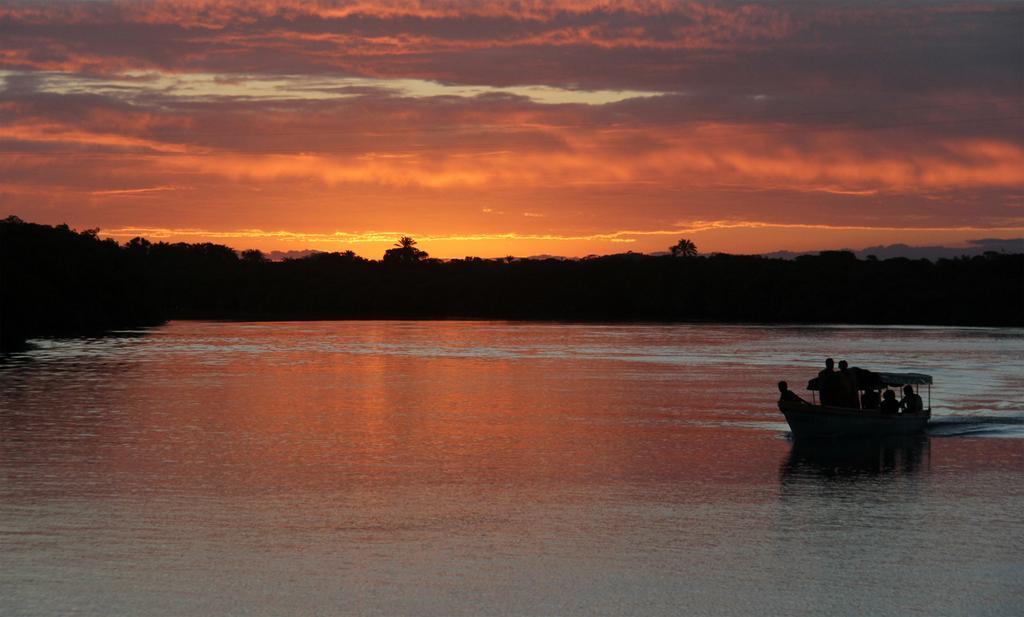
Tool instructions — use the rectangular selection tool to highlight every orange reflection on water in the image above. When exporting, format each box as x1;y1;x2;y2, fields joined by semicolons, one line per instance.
3;322;1024;617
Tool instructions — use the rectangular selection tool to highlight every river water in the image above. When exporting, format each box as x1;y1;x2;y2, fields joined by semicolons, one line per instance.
1;321;1022;616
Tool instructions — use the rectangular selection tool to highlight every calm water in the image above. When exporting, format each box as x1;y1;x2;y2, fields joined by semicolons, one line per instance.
2;321;1022;616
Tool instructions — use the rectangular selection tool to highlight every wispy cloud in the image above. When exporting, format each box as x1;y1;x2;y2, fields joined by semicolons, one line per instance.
90;185;184;195
4;70;663;105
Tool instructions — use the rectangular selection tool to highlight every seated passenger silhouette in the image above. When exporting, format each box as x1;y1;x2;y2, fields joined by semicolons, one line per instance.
879;390;901;414
778;381;806;403
901;385;924;414
861;388;881;410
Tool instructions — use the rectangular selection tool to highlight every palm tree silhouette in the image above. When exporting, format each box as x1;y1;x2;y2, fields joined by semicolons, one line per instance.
670;238;698;258
383;236;429;263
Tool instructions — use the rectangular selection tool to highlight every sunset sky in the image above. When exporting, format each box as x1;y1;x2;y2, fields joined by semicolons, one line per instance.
1;1;1022;258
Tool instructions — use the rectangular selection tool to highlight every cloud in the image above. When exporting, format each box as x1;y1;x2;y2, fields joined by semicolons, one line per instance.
126;125;1024;194
0;1;1017;96
0;121;192;153
1;0;1021;255
90;185;184;195
3;84;1021;197
2;93;1022;237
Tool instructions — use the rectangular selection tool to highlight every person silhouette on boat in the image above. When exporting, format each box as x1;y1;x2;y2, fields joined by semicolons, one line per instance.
778;381;806;404
901;385;924;414
836;360;860;408
817;358;837;405
880;389;901;414
861;388;881;410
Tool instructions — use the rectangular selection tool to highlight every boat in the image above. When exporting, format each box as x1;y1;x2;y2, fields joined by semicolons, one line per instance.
779;371;932;437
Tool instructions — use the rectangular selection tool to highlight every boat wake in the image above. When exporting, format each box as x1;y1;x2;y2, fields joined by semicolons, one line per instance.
927;415;1024;439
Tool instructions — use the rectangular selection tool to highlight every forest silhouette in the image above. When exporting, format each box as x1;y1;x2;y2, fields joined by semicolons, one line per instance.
2;216;1021;350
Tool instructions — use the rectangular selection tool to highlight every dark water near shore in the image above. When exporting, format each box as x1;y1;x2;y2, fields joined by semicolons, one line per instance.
2;321;1022;616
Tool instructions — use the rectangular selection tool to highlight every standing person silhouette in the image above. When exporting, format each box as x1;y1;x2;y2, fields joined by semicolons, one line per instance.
817;358;836;406
837;360;860;408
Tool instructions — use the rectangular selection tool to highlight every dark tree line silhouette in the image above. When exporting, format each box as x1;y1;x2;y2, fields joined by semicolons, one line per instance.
2;216;1021;350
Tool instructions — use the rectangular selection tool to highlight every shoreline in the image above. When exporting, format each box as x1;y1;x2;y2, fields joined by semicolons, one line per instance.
4;218;1022;352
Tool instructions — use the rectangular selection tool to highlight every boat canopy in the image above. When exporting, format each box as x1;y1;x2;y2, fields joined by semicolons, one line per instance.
876;372;933;386
807;370;932;391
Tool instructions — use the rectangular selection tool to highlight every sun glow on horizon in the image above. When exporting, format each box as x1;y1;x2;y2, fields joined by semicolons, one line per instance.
94;222;1024;259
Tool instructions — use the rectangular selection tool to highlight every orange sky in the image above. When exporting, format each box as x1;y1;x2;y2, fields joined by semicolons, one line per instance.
1;1;1022;258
